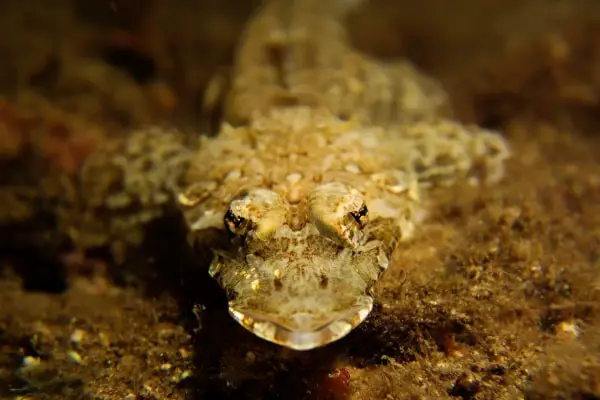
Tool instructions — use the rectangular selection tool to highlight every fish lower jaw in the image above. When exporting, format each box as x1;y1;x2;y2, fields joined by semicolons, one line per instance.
228;298;373;351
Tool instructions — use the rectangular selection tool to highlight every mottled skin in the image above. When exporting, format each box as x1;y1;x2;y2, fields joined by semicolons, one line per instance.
223;0;449;126
178;0;509;350
179;108;420;349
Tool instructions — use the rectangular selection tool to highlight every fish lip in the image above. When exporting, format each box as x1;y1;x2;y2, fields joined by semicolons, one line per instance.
228;297;374;351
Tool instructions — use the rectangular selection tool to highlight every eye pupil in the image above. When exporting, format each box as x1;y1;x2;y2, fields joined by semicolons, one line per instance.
350;204;368;228
224;209;248;235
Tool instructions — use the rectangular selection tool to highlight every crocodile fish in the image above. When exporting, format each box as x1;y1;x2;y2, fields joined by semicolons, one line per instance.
177;0;509;350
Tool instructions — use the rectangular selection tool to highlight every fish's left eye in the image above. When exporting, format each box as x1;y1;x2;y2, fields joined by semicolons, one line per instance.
309;182;369;249
350;203;368;228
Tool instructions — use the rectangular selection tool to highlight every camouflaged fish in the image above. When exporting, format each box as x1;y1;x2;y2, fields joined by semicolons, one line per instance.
177;0;509;350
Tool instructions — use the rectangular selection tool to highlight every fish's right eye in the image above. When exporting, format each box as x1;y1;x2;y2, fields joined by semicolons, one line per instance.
224;208;251;236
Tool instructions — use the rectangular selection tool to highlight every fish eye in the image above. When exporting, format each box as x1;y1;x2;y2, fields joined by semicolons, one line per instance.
350;203;369;228
224;208;251;236
223;189;287;241
309;182;369;249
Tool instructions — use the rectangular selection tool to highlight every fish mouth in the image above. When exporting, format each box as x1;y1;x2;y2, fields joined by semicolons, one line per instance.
228;296;373;351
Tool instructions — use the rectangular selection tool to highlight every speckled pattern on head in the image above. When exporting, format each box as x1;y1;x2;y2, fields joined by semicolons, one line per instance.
178;0;510;350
